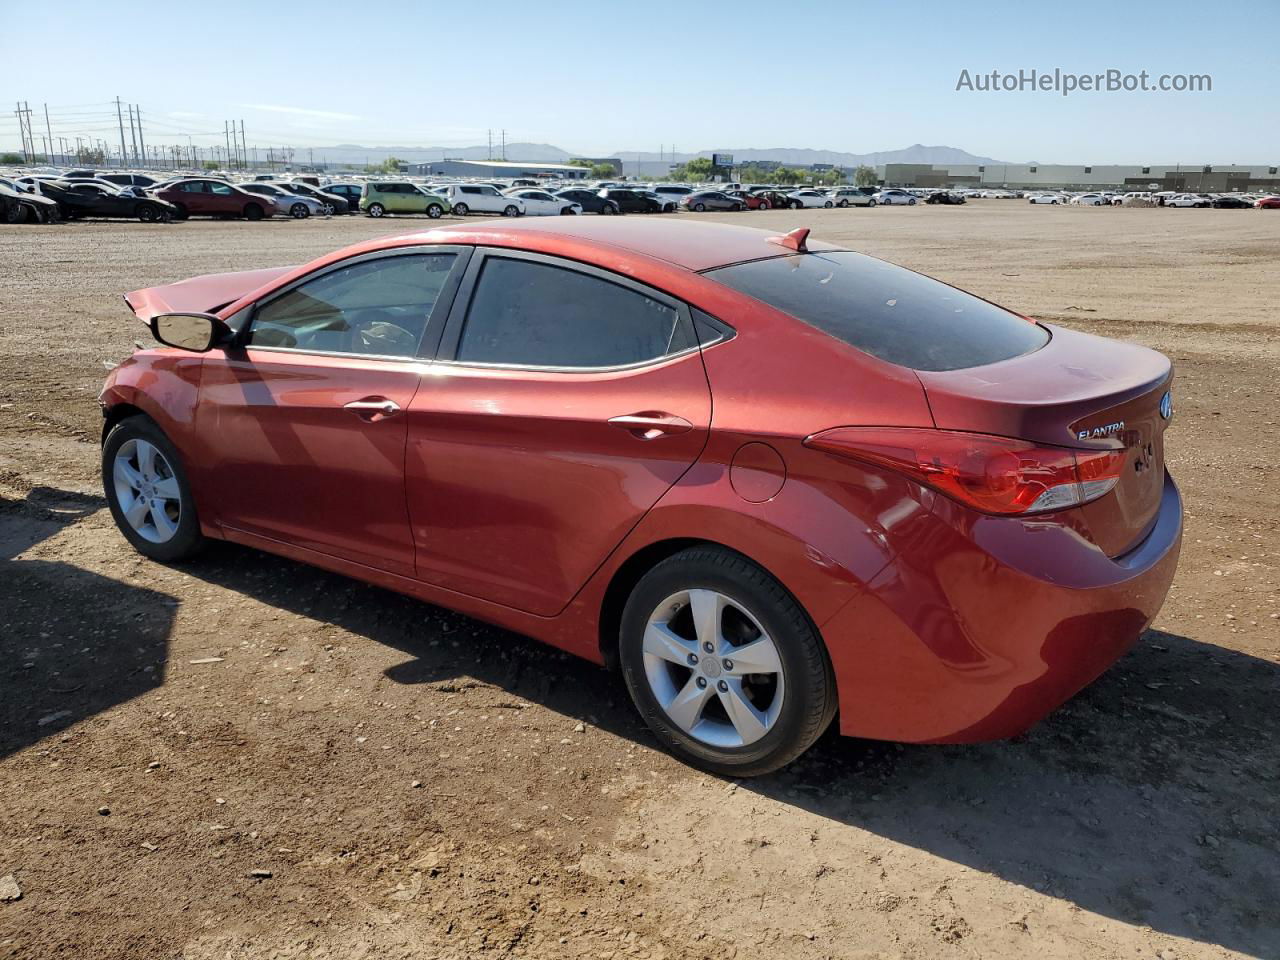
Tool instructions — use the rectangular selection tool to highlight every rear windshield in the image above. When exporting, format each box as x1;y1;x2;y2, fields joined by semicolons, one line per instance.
705;251;1048;371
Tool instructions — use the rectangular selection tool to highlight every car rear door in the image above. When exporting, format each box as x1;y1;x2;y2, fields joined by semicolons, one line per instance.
194;247;469;576
405;249;712;616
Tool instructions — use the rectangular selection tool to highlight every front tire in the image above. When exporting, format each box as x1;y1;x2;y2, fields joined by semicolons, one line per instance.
102;416;204;563
427;203;443;219
618;546;836;777
244;203;264;221
692;202;705;212
290;202;310;219
503;204;520;217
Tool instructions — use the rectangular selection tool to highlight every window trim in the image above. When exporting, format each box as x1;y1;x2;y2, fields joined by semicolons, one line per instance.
234;245;473;362
435;247;701;373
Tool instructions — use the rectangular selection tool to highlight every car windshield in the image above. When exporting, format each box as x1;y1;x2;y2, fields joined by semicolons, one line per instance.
705;251;1049;372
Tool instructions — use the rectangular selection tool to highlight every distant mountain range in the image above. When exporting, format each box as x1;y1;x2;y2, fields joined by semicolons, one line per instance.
312;142;1002;171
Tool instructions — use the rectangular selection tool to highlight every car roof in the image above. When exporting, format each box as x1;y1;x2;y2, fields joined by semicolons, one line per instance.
351;219;842;273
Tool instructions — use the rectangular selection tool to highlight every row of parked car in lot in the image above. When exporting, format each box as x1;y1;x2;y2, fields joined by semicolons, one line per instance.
5;166;1277;224
0;166;956;224
1024;189;1277;208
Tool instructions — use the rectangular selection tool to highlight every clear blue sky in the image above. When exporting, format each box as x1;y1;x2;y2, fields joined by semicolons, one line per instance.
2;0;1273;163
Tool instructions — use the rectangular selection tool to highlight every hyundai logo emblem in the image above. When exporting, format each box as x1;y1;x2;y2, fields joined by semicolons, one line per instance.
1159;391;1173;420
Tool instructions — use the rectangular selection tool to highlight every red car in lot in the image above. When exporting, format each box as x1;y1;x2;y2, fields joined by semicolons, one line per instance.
726;190;771;210
100;219;1181;775
1256;196;1280;209
149;178;273;220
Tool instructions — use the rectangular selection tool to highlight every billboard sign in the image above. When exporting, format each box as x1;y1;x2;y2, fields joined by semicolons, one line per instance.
712;153;734;167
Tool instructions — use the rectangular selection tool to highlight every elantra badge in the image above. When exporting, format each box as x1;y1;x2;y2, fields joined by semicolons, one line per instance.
1077;420;1125;441
1159;391;1173;420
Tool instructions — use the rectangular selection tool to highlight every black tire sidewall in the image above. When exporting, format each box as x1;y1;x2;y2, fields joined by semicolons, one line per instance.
618;548;835;776
102;416;204;563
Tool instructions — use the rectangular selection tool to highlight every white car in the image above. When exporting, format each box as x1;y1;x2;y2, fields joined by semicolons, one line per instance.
435;183;525;217
1027;193;1062;204
1071;193;1106;206
826;187;876;207
503;188;581;216
1166;194;1211;208
787;189;835;208
874;189;917;205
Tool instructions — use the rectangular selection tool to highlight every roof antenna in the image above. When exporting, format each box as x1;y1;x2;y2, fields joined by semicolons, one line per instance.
768;227;809;252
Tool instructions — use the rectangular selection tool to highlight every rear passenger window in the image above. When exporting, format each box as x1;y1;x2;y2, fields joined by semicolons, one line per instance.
456;258;688;368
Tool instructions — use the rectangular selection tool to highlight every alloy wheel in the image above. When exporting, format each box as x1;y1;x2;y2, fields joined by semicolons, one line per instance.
641;589;785;748
112;438;182;544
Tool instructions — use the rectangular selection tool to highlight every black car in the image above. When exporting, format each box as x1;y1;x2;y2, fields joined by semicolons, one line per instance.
322;182;364;212
926;191;967;205
1;182;59;223
40;180;177;222
1212;196;1252;209
283;181;352;214
600;189;664;214
555;188;619;214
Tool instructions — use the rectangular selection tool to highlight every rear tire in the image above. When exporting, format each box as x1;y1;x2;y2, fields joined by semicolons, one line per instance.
172;203;189;220
102;416;205;563
823;200;833;208
4;203;28;224
692;202;705;212
452;202;469;216
368;202;385;218
618;546;836;777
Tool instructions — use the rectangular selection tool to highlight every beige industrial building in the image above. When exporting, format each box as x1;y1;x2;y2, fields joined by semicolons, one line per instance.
880;163;1280;192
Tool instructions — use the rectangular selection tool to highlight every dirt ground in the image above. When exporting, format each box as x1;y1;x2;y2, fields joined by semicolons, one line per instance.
1;203;1277;960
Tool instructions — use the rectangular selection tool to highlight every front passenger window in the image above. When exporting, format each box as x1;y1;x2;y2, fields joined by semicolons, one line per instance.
247;254;456;357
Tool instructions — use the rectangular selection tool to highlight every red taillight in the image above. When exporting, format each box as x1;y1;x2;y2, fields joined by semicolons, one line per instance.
803;427;1124;516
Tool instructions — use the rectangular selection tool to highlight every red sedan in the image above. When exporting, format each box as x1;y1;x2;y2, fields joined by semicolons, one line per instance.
149;178;273;220
100;219;1181;775
1256;196;1280;209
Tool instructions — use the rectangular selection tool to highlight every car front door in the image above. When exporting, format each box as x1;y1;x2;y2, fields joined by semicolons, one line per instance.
405;249;712;616
194;248;467;576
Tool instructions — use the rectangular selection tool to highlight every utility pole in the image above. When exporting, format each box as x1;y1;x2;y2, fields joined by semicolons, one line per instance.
127;104;140;167
487;129;492;161
501;129;506;161
239;120;247;171
224;121;231;169
115;97;128;169
135;106;147;168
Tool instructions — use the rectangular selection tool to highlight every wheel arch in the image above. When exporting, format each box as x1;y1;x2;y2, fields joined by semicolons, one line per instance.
596;536;826;674
101;401;148;444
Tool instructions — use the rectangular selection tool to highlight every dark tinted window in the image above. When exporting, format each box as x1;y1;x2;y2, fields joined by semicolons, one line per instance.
457;257;687;368
706;251;1048;371
248;253;455;357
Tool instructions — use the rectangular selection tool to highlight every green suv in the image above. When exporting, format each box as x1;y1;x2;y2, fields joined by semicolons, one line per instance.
360;181;451;218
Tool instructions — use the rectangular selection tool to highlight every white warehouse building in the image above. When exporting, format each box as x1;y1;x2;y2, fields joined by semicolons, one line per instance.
880;162;1280;192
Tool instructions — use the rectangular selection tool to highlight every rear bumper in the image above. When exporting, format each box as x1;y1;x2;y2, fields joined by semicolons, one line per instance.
823;473;1183;743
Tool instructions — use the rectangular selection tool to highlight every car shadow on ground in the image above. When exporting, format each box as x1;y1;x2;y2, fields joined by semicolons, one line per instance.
1;488;177;760
184;542;1279;957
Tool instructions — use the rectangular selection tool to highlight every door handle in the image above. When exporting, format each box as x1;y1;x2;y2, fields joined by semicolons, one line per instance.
344;397;401;421
608;412;694;440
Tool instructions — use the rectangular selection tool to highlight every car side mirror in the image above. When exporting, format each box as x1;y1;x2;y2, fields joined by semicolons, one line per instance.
150;312;227;352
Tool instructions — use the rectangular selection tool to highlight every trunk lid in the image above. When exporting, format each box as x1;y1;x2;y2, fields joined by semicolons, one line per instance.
124;266;294;322
917;323;1173;556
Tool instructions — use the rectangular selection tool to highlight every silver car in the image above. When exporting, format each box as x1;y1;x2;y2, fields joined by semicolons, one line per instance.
237;182;327;218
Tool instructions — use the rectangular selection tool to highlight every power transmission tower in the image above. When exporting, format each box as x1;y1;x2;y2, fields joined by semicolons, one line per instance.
239;120;247;170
